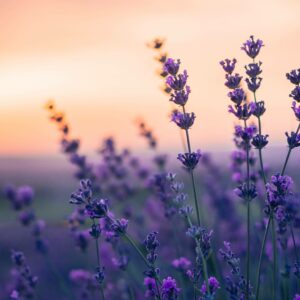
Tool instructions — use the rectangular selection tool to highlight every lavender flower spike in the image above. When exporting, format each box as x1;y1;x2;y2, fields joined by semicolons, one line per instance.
241;35;264;59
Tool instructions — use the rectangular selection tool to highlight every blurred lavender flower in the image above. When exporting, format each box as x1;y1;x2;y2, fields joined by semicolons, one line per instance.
9;251;38;300
161;276;180;300
219;242;251;299
199;276;220;300
172;257;191;271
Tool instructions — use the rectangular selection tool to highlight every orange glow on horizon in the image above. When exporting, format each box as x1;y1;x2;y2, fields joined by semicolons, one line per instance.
0;0;300;155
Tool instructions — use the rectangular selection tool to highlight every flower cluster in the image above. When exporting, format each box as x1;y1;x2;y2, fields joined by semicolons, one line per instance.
3;185;48;254
219;242;251;299
9;251;38;300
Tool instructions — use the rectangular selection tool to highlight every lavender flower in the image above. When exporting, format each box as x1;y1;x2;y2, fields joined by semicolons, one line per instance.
166;70;188;91
10;251;38;299
252;101;266;117
228;102;256;120
241;35;264;59
225;73;243;89
245;77;262;92
144;277;156;298
245;62;262;78
286;69;300;85
200;276;220;298
285;131;300;149
177;150;202;170
266;174;293;209
251;134;269;149
170;87;191;106
172;257;191;271
220;58;237;74
290;86;300;102
227;88;246;105
164;58;180;76
171;110;196;129
291;101;300;120
234;182;257;201
161;277;180;300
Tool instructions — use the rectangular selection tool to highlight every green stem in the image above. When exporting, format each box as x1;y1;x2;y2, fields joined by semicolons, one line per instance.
290;225;299;262
45;254;73;299
255;216;271;300
271;215;277;300
92;220;105;300
182;105;202;227
244;119;251;300
123;232;162;298
186;215;209;293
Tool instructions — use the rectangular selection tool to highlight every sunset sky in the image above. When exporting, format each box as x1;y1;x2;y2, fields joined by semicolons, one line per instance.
0;0;300;155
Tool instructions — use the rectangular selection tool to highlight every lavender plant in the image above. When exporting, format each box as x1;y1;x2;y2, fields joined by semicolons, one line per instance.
1;36;300;300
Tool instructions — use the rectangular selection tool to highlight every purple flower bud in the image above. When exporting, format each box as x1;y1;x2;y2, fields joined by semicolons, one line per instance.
171;111;196;130
144;277;156;298
294;294;300;300
170;86;191;106
75;230;90;251
252;101;266;117
166;70;188;91
220;58;237;74
16;186;34;206
177;150;202;170
228;102;256;120
252;134;269;149
245;77;262;92
18;210;35;226
241;35;264;59
161;277;180;299
86;198;108;218
292;101;300;120
225;74;242;89
172;257;191;271
286;69;300;85
245;62;262;78
234;182;257;201
227;88;246;105
285;131;300;149
200;276;220;295
164;58;180;76
110;218;128;235
290;86;300;102
235;125;257;142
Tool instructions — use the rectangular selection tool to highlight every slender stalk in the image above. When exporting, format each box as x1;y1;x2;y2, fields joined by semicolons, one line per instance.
255;216;271;300
182;105;202;226
271;215;277;300
244;119;251;300
92;220;105;300
186;215;209;293
251;58;267;185
290;225;299;262
45;254;73;299
123;233;151;269
123;232;162;298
